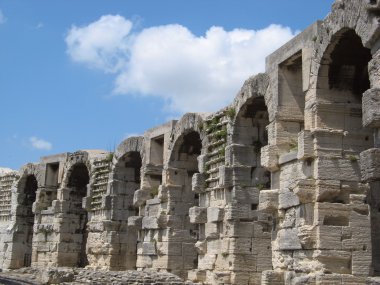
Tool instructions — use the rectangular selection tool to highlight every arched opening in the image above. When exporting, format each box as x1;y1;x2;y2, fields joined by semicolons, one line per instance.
315;28;375;275
317;29;371;128
233;96;271;189
230;97;272;275
67;163;90;268
19;175;38;267
114;151;141;198
169;131;202;273
113;151;142;269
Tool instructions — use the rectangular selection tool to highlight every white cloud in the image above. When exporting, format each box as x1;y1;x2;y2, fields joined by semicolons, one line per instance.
66;15;297;113
29;137;52;151
0;9;6;24
66;15;132;73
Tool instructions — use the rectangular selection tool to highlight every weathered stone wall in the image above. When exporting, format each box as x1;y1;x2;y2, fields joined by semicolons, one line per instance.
2;0;380;284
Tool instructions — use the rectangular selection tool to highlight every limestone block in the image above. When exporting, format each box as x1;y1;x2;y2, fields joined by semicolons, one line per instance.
278;151;297;165
198;254;217;270
136;255;153;268
204;239;221;255
314;250;351;274
297;130;314;159
195;240;207;255
352;249;372;276
261;145;279;171
315;179;341;203
259;189;279;213
343;132;372;155
165;167;187;186
314;202;350;226
209;271;231;284
227;238;252;255
219;166;251;188
315;157;361;182
192;173;206;193
279;189;300;209
231;186;259;204
363;88;380;127
228;254;256;271
276;228;302;250
225;144;256;166
166;185;183;202
189;206;207;224
207;207;224;223
224;220;254;238
316;225;342;250
188;270;206;283
225;203;250;220
141;217;159;229
127;216;142;228
197;154;208;173
342;224;371;251
360;148;380;182
293;179;315;203
218;166;233;188
183;242;197;257
205;222;219;239
313;130;343;157
133;189;150;207
137;242;157;255
267;120;301;148
156;241;182;256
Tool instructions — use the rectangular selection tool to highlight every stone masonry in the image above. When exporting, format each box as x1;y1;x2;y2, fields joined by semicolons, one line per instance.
2;0;380;284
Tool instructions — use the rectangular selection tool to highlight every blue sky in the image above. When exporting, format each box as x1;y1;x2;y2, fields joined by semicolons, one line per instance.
0;0;334;169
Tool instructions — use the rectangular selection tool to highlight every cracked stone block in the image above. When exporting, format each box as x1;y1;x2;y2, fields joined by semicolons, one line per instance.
133;189;150;207
363;88;380;127
276;228;302;250
189;206;207;224
279;189;300;209
361;148;380;181
192;173;206;193
298;130;314;159
207;207;224;223
259;190;279;213
261;145;279;171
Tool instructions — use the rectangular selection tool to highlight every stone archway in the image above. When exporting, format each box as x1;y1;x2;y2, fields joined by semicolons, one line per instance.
312;27;374;276
167;130;202;276
57;162;90;268
14;174;38;268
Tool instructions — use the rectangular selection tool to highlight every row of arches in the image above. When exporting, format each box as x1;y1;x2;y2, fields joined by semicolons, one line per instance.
9;22;380;280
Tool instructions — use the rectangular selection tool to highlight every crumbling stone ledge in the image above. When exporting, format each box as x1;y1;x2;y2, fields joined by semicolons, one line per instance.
0;268;200;285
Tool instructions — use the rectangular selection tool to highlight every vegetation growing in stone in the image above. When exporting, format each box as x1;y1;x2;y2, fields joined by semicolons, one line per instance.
225;107;236;120
150;186;159;198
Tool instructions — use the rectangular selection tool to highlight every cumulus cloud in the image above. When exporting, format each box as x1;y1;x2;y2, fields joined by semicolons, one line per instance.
66;15;297;113
29;137;52;151
0;9;6;24
66;15;132;73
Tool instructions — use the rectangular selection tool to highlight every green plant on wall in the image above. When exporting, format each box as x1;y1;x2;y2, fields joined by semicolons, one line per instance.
289;139;298;151
150;185;159;198
106;152;114;163
348;155;358;162
225;107;236;120
218;147;226;157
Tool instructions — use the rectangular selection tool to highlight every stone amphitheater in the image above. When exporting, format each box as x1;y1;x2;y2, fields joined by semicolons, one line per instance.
2;0;380;284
